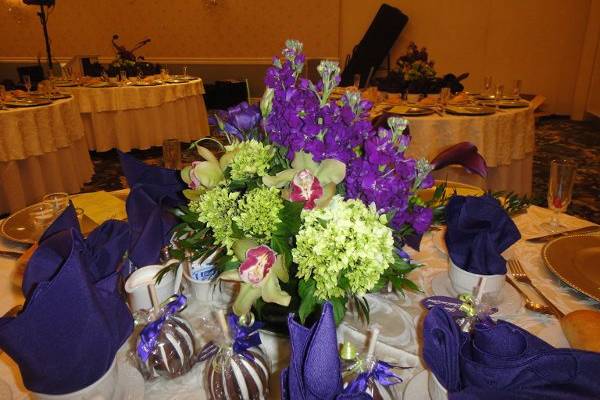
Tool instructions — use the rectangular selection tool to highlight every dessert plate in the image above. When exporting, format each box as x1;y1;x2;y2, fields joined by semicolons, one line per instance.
402;370;432;400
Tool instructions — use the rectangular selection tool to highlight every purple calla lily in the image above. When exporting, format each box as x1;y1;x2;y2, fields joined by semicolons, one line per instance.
430;142;488;177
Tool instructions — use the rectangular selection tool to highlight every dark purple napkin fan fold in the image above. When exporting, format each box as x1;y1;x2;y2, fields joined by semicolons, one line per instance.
445;195;520;275
0;228;133;395
423;307;600;400
118;150;186;267
281;303;371;400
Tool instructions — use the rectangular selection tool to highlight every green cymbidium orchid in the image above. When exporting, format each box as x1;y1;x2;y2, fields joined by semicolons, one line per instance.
219;239;290;316
180;145;239;200
262;151;346;209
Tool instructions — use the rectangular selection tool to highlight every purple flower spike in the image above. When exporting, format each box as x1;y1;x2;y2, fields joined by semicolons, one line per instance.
430;142;488;177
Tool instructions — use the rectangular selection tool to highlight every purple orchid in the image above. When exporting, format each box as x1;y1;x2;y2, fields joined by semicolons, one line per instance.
430;142;488;177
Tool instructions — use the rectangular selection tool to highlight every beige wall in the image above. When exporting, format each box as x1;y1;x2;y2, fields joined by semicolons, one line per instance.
340;0;591;115
1;0;597;116
0;0;339;60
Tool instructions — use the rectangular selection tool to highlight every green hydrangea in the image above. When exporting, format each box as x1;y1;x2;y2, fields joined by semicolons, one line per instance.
233;187;283;241
190;186;239;252
226;140;275;181
292;196;395;300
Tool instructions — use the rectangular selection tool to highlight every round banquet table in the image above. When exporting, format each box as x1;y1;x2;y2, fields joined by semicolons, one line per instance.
0;97;93;215
62;79;209;152
374;104;535;195
0;202;598;399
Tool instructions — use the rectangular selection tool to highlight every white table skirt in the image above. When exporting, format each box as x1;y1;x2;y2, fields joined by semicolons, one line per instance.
0;136;94;214
80;95;209;152
1;205;597;399
63;80;210;152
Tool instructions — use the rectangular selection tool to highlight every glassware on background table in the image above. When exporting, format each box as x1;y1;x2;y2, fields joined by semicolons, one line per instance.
23;75;31;94
160;67;170;80
0;85;6;110
353;73;361;89
494;84;504;109
119;70;128;85
43;192;69;213
483;76;492;95
512;79;522;98
30;202;55;227
162;139;181;169
182;66;188;78
541;159;576;232
440;87;451;111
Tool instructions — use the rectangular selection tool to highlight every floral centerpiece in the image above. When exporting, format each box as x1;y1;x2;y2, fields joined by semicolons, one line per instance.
378;42;469;94
107;34;158;77
170;40;483;327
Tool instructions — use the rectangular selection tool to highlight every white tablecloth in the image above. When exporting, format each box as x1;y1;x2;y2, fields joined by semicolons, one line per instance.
63;80;210;152
375;104;535;195
0;98;93;214
1;205;597;399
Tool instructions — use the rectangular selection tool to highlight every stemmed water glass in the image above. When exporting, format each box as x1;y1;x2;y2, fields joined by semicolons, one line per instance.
439;87;451;112
541;159;576;232
512;79;522;98
494;84;504;109
23;75;32;94
483;76;492;96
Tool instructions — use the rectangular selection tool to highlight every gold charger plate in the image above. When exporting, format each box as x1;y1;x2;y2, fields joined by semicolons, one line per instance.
543;234;600;302
54;81;78;87
0;204;98;244
4;99;52;108
30;92;72;100
85;82;118;88
388;105;435;116
480;100;529;108
164;79;189;84
445;105;496;116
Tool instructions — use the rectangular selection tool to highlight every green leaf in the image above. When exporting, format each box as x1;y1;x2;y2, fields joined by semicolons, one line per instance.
330;297;347;325
271;235;292;269
298;279;317;323
274;200;304;237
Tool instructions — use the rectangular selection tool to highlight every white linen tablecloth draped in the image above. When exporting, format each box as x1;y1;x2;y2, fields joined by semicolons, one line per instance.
0;97;85;162
0;205;597;399
63;80;210;152
0;97;93;214
62;80;205;113
397;106;535;195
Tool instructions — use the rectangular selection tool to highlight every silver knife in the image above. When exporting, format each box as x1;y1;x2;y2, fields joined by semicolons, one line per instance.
526;225;600;243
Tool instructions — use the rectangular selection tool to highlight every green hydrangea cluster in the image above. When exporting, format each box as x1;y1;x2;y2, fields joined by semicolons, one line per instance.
190;186;239;252
227;140;275;181
233;187;283;241
293;196;394;300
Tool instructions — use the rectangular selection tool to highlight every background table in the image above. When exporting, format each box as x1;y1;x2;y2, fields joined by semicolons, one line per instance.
63;80;210;152
1;204;598;398
0;97;93;215
375;104;535;195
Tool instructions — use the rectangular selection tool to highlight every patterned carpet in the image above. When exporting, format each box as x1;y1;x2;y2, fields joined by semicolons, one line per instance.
80;116;600;223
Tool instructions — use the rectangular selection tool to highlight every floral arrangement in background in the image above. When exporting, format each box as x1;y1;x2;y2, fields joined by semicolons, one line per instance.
378;42;469;94
171;40;486;326
107;34;158;77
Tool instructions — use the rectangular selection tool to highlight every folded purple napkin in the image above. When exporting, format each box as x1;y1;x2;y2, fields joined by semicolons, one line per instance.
118;150;186;267
280;303;371;400
445;195;520;275
0;227;133;395
424;307;600;400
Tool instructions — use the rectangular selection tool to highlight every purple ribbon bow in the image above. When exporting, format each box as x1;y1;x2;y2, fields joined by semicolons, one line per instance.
137;295;187;362
343;361;402;394
197;313;264;363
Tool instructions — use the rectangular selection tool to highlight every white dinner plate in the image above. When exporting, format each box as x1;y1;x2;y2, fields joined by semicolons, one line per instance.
430;271;523;315
114;362;145;399
402;369;431;400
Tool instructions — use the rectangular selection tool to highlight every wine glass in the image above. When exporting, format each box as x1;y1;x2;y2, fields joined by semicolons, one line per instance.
494;84;504;109
440;87;451;112
0;85;6;110
512;79;522;98
483;76;492;96
23;75;32;94
182;66;188;78
541;159;576;232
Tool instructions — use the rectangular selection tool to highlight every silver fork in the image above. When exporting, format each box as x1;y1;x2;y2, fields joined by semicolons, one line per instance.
508;259;564;318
